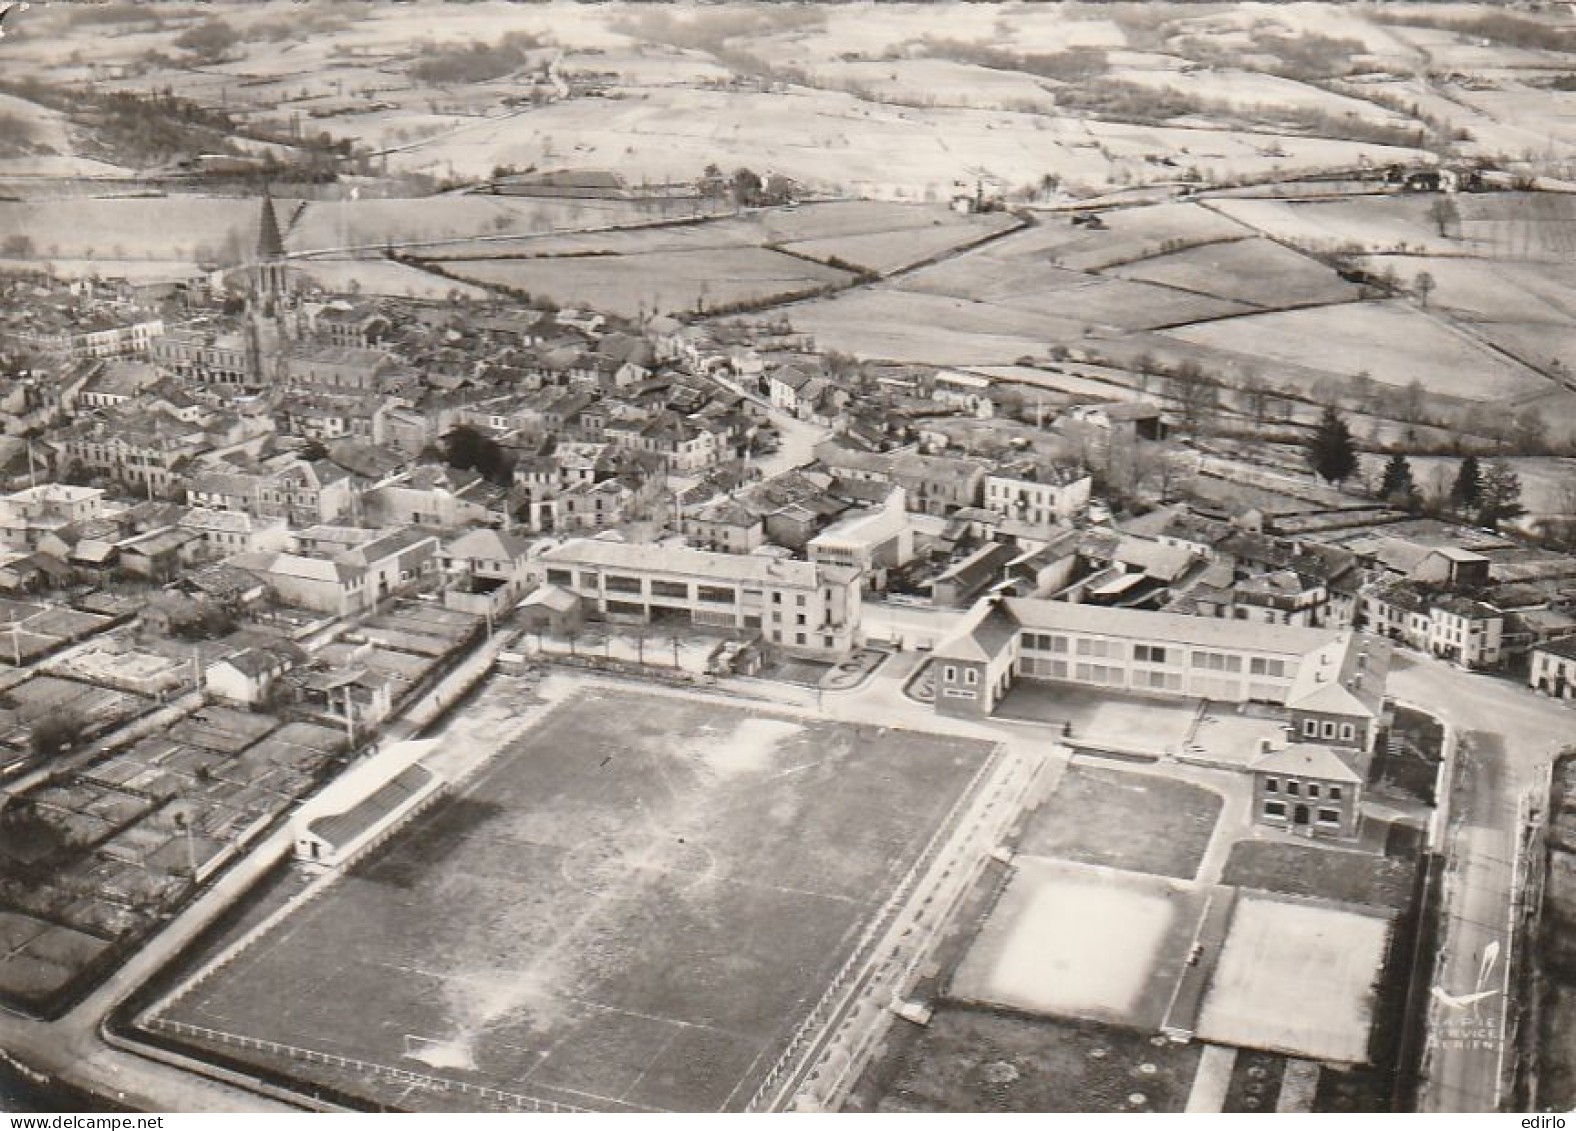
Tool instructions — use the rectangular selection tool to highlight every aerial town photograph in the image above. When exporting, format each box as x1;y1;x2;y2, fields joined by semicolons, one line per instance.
0;0;1572;1119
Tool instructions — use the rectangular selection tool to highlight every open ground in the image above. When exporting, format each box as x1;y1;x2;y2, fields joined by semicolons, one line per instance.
949;856;1208;1030
1197;894;1392;1064
153;684;995;1112
1016;764;1222;880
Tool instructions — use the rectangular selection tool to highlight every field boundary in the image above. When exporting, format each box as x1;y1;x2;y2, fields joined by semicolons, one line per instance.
147;1018;589;1114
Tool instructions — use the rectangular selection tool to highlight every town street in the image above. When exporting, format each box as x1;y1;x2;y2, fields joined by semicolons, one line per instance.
1388;654;1571;1113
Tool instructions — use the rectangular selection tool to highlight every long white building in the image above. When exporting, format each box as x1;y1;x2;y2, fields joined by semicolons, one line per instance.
933;596;1392;754
535;538;861;657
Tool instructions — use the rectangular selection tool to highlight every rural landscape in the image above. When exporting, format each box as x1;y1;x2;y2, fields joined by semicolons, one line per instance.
0;0;1574;1119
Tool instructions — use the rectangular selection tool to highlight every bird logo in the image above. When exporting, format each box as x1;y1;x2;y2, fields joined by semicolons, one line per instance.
1431;940;1502;1021
0;3;31;40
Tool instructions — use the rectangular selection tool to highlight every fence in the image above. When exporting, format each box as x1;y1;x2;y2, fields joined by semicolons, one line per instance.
149;1019;587;1114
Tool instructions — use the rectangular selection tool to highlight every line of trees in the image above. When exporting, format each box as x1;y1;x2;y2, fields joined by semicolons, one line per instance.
1310;408;1528;529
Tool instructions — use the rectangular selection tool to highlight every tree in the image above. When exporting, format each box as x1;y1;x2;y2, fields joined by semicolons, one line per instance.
1429;196;1460;238
1172;361;1216;439
1240;373;1271;428
1378;452;1417;507
1476;461;1525;530
30;712;84;763
441;424;510;484
1399;378;1428;424
175;18;240;63
1306;406;1358;484
1;235;34;258
731;167;763;208
1450;454;1483;512
1511;407;1547;453
1414;270;1436;308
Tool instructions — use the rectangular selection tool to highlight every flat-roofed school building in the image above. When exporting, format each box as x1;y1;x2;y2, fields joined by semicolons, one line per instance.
535;538;862;657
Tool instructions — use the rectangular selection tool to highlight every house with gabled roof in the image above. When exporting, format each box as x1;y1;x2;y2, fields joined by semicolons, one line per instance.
1251;742;1364;839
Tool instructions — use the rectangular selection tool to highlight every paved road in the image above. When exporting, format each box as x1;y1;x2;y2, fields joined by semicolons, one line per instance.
1388;653;1571;1113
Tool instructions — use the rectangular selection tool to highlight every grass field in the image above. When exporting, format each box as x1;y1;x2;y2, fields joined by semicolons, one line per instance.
158;686;993;1112
1017;765;1222;880
950;857;1206;1030
1222;840;1417;912
1197;894;1391;1064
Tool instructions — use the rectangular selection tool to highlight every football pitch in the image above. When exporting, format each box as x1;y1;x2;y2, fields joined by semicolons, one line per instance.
157;684;996;1112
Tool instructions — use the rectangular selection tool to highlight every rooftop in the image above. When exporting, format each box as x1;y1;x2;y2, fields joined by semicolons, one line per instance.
543;537;856;589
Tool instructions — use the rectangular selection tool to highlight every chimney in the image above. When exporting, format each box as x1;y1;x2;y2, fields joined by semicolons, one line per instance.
1258;737;1275;755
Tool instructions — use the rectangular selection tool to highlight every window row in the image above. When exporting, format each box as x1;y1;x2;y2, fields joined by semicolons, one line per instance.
1301;718;1357;743
1264;778;1342;801
1262;801;1342;824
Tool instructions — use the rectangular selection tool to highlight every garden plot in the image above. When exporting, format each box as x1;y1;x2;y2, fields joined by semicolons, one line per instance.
1197;894;1391;1064
1163;300;1553;400
950;857;1205;1030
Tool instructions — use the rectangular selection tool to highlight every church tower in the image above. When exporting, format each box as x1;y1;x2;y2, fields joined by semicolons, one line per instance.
254;190;289;315
244;190;293;390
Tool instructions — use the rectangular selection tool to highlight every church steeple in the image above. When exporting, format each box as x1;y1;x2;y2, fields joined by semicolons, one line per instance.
257;191;286;261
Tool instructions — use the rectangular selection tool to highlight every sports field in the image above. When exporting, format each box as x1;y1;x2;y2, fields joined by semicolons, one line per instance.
158;686;994;1112
948;857;1206;1030
1196;894;1391;1064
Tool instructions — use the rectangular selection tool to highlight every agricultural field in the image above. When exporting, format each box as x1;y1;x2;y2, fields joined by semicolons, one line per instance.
0;91;127;178
437;247;852;318
156;686;993;1112
1109;236;1361;308
1351;256;1576;324
1013;204;1251;273
1163;300;1554;400
288;259;495;302
788;288;1074;367
0;193;667;265
1205;196;1467;257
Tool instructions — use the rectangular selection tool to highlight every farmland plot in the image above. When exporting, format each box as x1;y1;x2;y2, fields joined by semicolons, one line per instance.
1109;237;1361;308
439;247;853;317
1164;300;1553;400
1352;256;1576;324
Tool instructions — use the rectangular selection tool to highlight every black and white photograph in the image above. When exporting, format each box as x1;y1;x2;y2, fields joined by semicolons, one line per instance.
0;0;1573;1118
